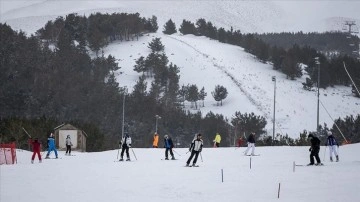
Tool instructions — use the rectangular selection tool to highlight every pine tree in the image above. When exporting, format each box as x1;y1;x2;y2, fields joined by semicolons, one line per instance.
148;37;164;52
186;84;199;109
179;20;196;35
199;87;207;107
163;19;177;35
211;85;228;106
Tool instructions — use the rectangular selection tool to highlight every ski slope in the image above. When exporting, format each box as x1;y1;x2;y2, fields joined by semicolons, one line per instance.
104;32;360;138
0;0;359;137
1;144;360;202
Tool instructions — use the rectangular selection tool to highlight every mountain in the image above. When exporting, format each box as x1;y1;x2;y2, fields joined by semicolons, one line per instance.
1;0;359;138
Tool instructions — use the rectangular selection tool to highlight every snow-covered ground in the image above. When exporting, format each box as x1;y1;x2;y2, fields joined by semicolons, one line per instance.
0;0;359;137
1;144;360;202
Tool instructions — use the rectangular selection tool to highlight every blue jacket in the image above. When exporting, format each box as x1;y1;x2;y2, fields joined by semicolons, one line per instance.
164;138;174;149
326;135;338;146
48;137;55;148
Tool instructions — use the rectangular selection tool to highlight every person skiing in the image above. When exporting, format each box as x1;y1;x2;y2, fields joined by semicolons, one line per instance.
30;138;42;163
307;133;322;166
119;133;132;161
244;132;256;156
325;131;339;162
237;137;244;147
153;132;159;148
186;133;203;167
65;135;73;156
213;132;221;147
164;134;175;160
45;133;58;159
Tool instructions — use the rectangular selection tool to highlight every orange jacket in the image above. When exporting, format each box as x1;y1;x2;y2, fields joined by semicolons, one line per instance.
153;134;159;147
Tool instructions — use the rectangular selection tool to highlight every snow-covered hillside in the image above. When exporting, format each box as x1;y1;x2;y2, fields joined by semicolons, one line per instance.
1;144;360;202
1;0;359;35
0;0;359;138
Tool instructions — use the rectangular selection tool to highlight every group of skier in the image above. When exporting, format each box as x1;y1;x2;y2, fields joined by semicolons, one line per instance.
29;132;73;163
30;129;340;167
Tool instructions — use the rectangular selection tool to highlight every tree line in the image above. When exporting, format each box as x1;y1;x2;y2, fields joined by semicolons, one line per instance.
163;18;360;97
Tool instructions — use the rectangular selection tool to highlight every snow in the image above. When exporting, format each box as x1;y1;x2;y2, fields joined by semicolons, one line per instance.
1;144;360;202
0;1;359;137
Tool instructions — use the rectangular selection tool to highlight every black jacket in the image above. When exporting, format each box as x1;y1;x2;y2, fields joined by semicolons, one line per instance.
310;136;321;149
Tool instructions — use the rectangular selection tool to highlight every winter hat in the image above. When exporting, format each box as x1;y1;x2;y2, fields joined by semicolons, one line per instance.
327;131;332;136
197;133;202;137
164;134;169;138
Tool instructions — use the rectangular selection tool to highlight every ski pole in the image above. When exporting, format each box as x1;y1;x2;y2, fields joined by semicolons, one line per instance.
117;143;121;159
130;147;137;160
200;152;203;162
172;149;181;156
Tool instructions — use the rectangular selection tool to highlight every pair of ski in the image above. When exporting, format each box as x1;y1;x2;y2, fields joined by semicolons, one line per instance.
185;164;199;167
296;163;324;166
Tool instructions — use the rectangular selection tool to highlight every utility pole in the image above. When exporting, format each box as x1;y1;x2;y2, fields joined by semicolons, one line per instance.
315;57;320;134
272;76;276;144
343;21;359;59
155;115;161;133
121;87;127;140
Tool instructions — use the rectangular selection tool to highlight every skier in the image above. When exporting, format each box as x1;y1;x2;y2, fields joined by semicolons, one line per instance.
65;135;73;156
164;134;175;160
119;133;132;161
45;133;58;159
213;132;221;147
307;133;322;166
237;137;244;147
244;132;256;156
153;132;159;148
186;133;203;167
30;138;42;163
325;131;339;162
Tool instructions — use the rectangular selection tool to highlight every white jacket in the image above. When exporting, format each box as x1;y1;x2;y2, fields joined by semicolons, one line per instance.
121;136;132;147
66;138;72;146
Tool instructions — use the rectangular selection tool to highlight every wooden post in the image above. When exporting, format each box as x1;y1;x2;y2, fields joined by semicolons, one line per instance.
250;157;252;169
278;183;281;198
221;169;224;182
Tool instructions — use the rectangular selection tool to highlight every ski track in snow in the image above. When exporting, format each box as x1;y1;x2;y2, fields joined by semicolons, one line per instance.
166;35;272;120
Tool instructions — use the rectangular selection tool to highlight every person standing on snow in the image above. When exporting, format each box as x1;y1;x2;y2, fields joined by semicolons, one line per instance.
325;131;339;162
30;138;42;163
213;132;221;147
308;133;322;166
244;132;256;156
153;132;159;148
164;134;175;160
45;133;58;159
186;133;203;167
120;133;132;161
65;135;73;156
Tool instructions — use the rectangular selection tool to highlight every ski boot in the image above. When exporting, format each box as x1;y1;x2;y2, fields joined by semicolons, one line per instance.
165;157;169;160
45;155;50;159
330;157;333;162
315;162;323;166
126;158;131;161
119;158;124;161
39;160;42;163
336;155;339;162
31;160;34;164
307;163;314;166
171;156;176;160
186;163;190;167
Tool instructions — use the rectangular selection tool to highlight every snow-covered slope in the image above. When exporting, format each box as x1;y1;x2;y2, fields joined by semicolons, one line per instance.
0;0;359;138
105;32;359;138
1;144;360;202
1;0;359;35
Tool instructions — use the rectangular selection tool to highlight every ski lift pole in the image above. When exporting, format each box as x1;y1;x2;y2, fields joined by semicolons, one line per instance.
343;62;360;96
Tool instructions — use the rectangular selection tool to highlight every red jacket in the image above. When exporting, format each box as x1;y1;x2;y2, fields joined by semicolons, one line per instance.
31;140;41;152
